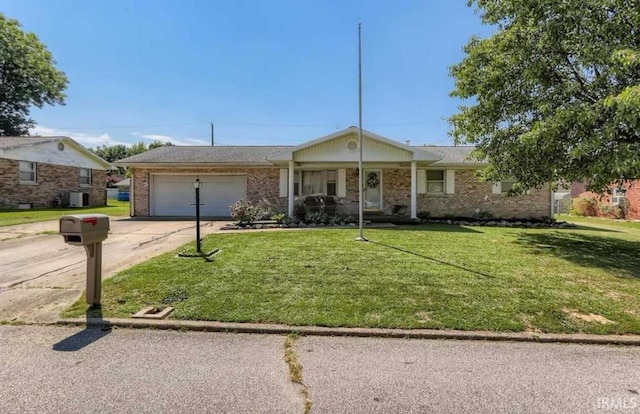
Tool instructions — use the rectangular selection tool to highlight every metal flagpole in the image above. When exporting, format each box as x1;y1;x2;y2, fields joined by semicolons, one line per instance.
356;22;367;242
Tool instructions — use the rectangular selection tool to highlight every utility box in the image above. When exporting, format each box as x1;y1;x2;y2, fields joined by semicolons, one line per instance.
69;192;84;207
59;214;110;305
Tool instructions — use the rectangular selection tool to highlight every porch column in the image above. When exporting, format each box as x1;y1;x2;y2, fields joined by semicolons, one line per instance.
410;161;417;219
288;161;295;217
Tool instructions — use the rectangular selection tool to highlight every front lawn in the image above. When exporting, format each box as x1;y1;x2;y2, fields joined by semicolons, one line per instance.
64;221;640;335
0;200;129;227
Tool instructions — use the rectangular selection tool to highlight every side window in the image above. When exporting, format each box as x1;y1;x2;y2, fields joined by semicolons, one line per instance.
80;168;92;186
426;170;445;193
19;161;36;183
326;170;337;196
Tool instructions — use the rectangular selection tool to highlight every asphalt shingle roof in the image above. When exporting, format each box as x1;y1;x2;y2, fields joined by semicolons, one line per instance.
414;146;480;164
0;136;64;150
117;146;294;165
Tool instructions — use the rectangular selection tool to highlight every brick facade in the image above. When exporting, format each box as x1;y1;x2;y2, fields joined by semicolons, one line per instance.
131;166;551;219
0;158;107;208
571;181;640;219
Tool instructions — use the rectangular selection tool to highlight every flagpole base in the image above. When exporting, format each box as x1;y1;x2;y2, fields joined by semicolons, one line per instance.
354;236;368;242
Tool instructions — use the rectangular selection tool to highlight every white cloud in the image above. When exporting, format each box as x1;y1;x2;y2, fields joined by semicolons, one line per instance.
29;125;210;148
138;133;209;146
30;125;130;148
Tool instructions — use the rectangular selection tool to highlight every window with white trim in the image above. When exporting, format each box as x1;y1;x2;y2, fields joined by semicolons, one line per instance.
426;170;445;193
19;161;36;183
297;170;337;196
612;188;626;205
80;168;92;186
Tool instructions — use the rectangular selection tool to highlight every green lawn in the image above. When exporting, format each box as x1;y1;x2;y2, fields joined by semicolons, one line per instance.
64;219;640;335
0;200;129;227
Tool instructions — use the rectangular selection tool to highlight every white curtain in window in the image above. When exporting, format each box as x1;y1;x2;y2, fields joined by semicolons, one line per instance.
303;171;325;195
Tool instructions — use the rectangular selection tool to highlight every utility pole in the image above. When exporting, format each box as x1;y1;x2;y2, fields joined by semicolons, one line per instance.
210;122;215;146
355;22;367;242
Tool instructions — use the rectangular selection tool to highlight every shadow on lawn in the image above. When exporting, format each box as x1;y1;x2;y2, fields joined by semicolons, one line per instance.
517;232;640;279
370;241;494;279
381;224;482;233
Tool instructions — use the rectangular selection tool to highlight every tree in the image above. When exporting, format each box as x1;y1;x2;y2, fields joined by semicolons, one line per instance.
0;14;68;136
449;0;640;193
93;144;129;163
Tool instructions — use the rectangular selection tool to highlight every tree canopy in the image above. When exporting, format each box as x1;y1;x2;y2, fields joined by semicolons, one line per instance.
449;0;640;192
0;14;68;136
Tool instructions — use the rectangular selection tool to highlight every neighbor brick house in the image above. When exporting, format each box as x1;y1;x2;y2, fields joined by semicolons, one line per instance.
0;136;111;209
116;127;553;219
571;181;640;219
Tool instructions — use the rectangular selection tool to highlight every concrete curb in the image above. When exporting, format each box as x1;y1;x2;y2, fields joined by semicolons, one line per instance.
56;318;640;346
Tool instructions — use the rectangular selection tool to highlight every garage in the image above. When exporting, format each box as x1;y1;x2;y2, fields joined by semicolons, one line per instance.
151;175;246;217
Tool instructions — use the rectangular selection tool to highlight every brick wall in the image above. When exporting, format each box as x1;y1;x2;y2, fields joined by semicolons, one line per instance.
417;170;551;219
0;158;107;208
129;166;551;219
341;168;550;219
573;182;640;219
130;167;285;217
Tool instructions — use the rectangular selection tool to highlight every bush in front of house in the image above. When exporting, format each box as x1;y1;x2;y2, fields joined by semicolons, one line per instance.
570;196;599;216
229;200;270;225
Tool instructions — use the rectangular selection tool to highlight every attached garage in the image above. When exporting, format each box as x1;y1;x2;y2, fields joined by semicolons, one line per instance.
150;174;246;217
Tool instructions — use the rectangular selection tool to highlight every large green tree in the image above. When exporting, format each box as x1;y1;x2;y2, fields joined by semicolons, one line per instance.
0;14;68;136
449;0;640;192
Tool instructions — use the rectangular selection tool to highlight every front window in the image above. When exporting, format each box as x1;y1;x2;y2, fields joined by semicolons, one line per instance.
80;168;92;186
19;161;36;183
299;170;337;196
426;170;445;193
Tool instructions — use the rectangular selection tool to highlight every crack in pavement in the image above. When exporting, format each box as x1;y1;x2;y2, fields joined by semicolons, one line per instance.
6;260;86;289
284;336;312;414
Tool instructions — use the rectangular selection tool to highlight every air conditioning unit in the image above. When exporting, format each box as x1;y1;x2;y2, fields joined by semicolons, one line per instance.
69;192;84;207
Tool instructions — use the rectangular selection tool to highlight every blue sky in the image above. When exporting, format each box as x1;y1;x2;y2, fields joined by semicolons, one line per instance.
1;0;490;148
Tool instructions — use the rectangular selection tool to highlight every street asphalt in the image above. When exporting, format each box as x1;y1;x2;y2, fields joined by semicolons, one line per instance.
2;325;640;413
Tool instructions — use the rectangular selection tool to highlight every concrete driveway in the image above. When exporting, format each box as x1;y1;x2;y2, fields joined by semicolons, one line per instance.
0;218;228;323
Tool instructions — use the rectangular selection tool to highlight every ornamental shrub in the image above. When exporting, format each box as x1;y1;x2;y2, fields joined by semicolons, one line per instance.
229;200;270;225
570;197;598;216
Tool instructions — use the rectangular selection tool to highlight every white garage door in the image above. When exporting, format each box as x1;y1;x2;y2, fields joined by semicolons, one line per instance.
151;175;246;217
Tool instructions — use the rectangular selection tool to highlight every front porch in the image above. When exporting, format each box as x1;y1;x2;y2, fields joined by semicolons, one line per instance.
267;127;442;220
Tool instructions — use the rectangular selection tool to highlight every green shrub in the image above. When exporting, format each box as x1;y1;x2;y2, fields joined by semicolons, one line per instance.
570;197;598;216
293;202;307;221
472;208;493;221
417;211;431;222
270;213;288;224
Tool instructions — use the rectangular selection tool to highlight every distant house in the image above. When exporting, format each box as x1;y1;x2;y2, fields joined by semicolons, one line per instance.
116;127;553;219
571;181;640;219
0;136;111;209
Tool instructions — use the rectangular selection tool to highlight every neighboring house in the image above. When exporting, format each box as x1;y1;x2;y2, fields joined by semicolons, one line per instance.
116;127;552;219
114;177;131;191
571;181;640;219
0;136;111;209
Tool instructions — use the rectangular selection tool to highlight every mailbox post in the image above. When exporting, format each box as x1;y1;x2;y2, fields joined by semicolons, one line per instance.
59;214;110;306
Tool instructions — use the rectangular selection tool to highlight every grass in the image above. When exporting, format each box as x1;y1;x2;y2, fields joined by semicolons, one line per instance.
0;200;129;227
64;218;640;335
556;213;640;231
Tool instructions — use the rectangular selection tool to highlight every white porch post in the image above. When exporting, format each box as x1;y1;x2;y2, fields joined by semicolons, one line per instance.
288;161;295;217
410;161;417;219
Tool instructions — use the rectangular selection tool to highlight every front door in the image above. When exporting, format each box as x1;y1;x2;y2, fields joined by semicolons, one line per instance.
363;170;382;210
